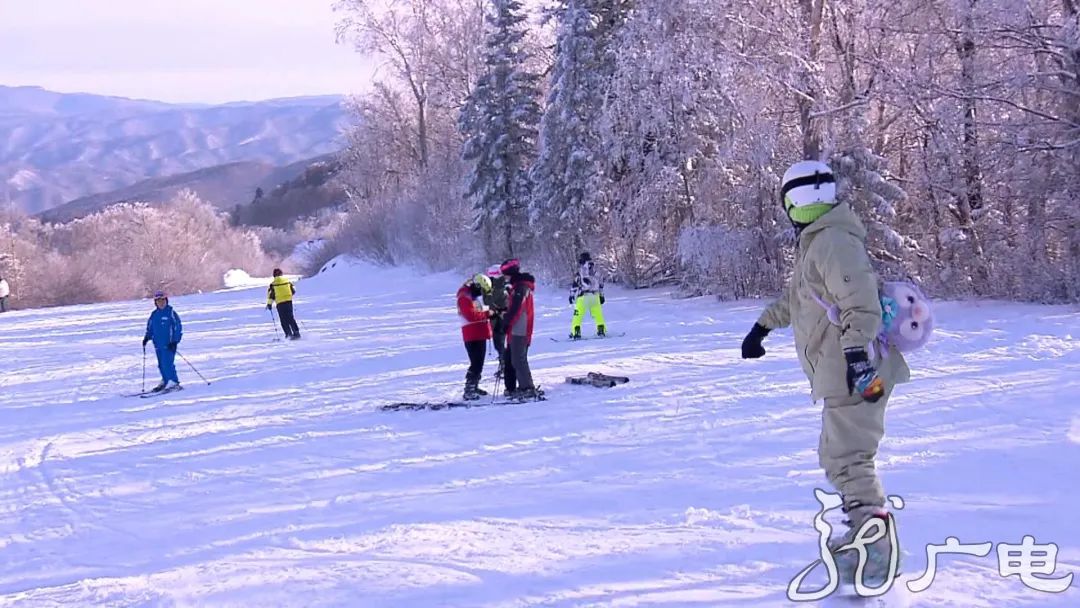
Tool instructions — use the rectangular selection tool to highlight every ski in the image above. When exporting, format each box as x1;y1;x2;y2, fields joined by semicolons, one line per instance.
566;372;630;388
140;386;184;398
381;392;547;412
550;331;626;343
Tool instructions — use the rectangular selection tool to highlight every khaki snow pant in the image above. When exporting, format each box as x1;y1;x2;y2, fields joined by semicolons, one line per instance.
818;387;892;510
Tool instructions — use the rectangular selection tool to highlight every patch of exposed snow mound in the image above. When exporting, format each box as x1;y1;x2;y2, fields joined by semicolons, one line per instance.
221;269;273;290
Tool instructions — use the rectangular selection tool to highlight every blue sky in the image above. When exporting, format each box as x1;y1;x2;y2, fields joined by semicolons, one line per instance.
0;0;376;103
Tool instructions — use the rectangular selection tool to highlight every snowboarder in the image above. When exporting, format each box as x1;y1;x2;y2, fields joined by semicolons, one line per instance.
0;276;9;312
458;274;494;400
267;269;300;340
483;264;510;373
500;258;541;400
142;290;183;392
740;160;910;580
569;252;606;339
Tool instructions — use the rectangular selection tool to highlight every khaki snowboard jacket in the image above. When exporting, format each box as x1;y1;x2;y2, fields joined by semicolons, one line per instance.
758;203;910;401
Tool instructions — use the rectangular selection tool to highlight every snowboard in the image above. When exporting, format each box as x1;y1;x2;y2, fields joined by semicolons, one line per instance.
820;581;912;607
550;331;626;343
566;372;630;388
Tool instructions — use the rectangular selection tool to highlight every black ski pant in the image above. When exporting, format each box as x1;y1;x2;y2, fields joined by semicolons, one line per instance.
464;340;486;387
490;315;507;360
503;334;534;392
277;301;300;337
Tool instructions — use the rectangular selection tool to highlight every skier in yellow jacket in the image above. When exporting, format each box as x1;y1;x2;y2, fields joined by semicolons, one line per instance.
267;269;300;340
740;160;910;582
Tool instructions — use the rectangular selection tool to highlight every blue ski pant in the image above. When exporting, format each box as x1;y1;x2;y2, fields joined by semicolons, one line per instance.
155;346;179;384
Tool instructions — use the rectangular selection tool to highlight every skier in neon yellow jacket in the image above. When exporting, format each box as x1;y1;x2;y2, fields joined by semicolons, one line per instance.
569;252;606;339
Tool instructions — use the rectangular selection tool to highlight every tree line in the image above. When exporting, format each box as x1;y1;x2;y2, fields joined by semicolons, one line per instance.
331;0;1080;303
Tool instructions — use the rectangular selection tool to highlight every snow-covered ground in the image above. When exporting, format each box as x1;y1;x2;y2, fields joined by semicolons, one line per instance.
1;258;1077;607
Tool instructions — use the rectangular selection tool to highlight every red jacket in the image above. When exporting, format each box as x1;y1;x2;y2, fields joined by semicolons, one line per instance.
457;285;493;342
504;273;536;345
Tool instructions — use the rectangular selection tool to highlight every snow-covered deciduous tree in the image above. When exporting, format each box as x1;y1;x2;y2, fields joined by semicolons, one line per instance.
599;0;736;286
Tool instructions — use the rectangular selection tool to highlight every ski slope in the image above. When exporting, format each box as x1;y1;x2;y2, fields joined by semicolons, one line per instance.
1;258;1078;607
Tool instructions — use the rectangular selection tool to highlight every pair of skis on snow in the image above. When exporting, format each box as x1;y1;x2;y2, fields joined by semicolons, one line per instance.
565;371;629;388
123;385;185;399
381;372;630;411
380;389;548;412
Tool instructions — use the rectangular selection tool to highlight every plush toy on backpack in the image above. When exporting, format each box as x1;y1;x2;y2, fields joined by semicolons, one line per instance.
814;280;934;358
877;281;934;354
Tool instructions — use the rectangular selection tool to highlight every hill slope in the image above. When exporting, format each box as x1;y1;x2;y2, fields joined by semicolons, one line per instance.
37;160;278;222
0;260;1077;606
37;152;342;223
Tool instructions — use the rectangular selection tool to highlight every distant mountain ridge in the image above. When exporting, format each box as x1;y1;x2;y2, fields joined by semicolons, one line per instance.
39;152;341;224
0;85;349;214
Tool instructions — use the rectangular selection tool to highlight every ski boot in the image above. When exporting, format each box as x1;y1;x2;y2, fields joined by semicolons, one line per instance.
570;327;582;340
511;387;545;402
463;379;484;401
597;324;606;337
151;381;168;393
159;381;182;394
829;505;900;586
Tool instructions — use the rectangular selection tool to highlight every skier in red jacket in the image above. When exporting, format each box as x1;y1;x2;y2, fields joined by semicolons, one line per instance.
500;258;541;400
458;273;494;400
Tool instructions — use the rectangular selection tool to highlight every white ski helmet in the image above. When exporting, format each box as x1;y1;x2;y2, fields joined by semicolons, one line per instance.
780;160;837;225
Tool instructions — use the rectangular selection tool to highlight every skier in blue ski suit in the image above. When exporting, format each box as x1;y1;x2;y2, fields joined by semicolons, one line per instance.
142;291;183;391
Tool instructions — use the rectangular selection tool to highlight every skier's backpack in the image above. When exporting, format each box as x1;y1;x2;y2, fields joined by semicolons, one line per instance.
812;281;934;358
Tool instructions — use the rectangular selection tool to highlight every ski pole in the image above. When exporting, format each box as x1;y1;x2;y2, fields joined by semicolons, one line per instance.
142;344;147;393
490;365;500;403
268;307;281;339
177;350;211;385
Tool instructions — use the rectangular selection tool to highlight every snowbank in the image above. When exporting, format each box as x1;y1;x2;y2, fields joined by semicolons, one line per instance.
222;268;300;291
222;268;262;289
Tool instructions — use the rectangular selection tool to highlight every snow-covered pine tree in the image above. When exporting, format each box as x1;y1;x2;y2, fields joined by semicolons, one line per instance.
529;0;627;268
460;0;543;260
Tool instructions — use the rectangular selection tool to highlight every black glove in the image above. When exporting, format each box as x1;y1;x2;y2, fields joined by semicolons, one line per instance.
167;341;178;352
844;347;884;402
569;294;575;305
266;303;272;310
741;323;770;359
600;293;605;305
142;336;149;347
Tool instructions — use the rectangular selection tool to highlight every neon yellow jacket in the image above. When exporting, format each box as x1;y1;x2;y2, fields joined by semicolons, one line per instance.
267;276;295;306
